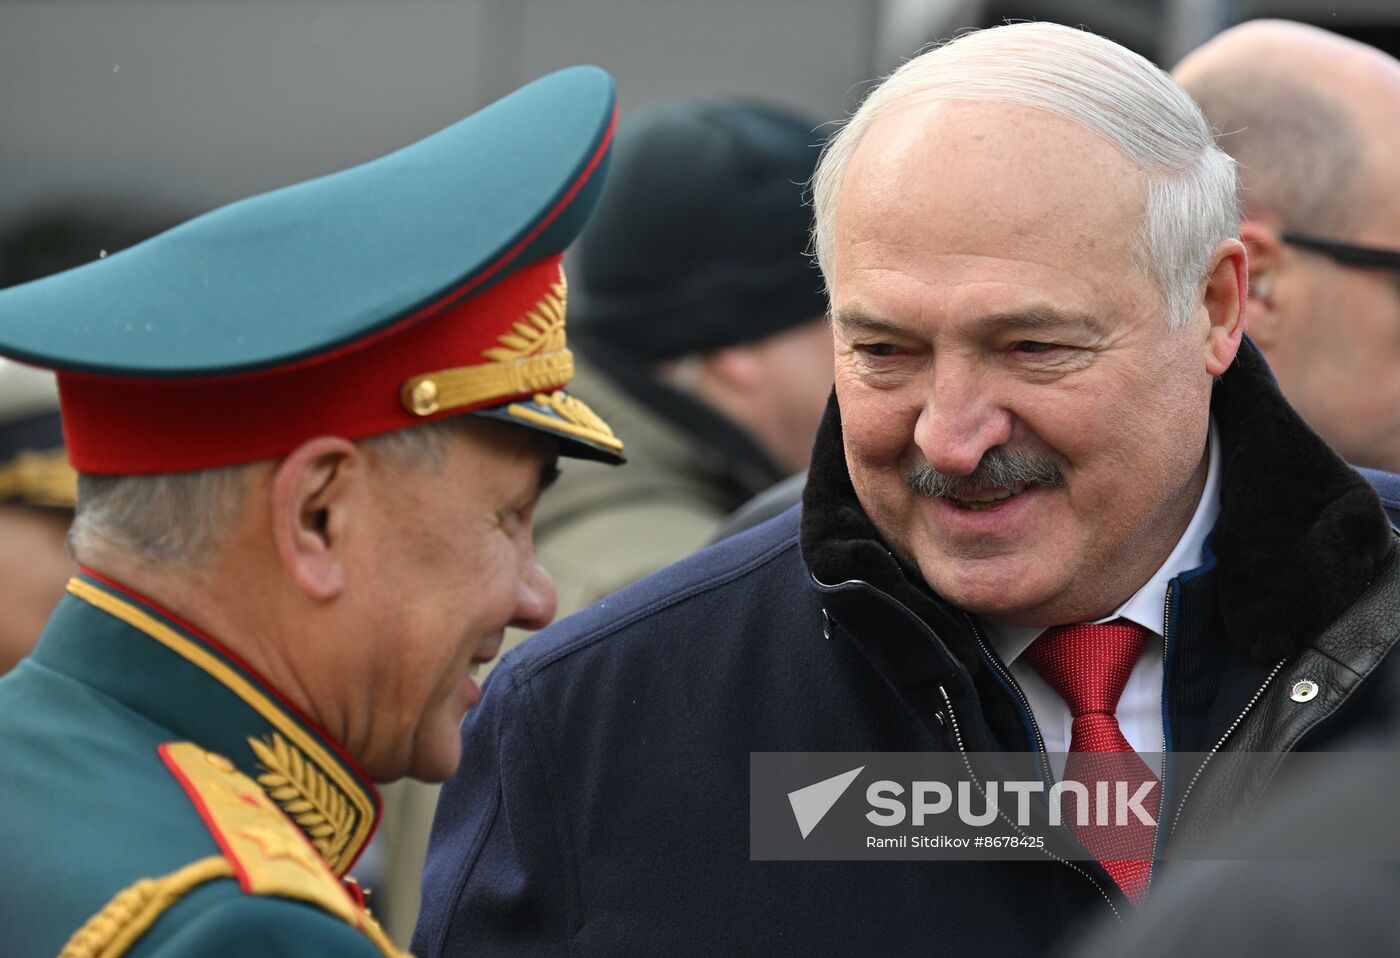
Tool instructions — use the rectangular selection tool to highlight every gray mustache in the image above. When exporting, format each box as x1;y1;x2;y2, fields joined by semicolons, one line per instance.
905;448;1064;498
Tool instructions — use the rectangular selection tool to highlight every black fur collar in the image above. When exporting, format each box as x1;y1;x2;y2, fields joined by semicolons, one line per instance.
799;339;1393;662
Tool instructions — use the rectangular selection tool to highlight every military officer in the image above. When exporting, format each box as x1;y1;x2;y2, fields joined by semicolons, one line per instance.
0;359;77;674
0;66;623;957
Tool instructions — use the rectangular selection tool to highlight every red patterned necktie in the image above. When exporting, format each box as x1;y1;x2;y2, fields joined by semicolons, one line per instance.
1022;620;1159;906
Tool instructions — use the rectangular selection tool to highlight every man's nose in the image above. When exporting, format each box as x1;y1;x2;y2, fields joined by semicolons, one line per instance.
512;557;558;632
912;365;1014;476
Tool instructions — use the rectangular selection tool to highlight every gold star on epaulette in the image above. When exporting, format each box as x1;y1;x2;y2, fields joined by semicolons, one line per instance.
238;827;328;878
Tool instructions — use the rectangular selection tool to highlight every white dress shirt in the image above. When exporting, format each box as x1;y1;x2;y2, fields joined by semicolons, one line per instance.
980;422;1221;777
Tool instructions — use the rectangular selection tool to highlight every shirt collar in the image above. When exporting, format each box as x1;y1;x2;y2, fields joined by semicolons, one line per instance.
982;419;1222;665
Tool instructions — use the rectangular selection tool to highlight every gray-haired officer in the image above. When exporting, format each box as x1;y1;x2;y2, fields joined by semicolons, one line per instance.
0;67;622;957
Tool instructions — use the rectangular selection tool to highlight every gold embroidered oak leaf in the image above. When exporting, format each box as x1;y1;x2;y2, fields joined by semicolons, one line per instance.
482;280;568;362
248;733;356;872
534;390;617;439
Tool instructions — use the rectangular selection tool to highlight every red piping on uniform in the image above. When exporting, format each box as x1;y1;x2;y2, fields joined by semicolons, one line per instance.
81;567;383;865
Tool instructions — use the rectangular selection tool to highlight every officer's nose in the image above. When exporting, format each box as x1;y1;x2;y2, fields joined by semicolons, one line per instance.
512;557;558;632
912;363;1013;476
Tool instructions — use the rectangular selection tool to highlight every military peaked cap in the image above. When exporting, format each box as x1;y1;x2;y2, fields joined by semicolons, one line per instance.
0;66;623;473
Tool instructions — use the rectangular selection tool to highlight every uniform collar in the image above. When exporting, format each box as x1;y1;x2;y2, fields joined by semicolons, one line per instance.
32;569;380;876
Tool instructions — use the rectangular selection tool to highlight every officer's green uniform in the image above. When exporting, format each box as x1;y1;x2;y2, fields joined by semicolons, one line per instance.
0;64;621;956
1;573;399;956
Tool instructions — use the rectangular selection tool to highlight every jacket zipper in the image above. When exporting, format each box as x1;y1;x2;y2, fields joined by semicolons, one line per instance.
964;613;1054;789
820;575;1121;920
1145;585;1174;892
939;685;1123;924
1168;656;1290;837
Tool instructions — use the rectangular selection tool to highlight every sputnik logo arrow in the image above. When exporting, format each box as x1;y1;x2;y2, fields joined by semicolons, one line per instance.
787;766;864;839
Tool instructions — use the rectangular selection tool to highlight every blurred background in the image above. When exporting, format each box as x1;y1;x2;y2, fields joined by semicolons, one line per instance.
6;0;1400;946
4;0;1399;287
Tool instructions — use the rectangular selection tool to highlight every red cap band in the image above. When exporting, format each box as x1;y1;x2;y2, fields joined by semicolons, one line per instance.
58;256;567;474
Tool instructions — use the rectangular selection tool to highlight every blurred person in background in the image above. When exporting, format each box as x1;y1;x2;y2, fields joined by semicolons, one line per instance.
539;96;831;616
1175;19;1400;475
0;359;76;674
0;209;170;674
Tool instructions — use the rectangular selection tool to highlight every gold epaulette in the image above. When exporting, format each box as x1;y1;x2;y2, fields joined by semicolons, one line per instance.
58;742;406;958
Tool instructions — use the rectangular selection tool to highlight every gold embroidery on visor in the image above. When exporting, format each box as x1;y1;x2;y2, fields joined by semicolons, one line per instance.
507;390;624;453
400;274;574;418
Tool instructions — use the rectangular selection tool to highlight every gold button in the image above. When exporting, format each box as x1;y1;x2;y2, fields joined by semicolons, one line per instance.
205;752;236;773
407;378;440;416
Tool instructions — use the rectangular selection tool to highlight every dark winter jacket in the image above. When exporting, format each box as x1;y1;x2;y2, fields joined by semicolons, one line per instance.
414;341;1398;958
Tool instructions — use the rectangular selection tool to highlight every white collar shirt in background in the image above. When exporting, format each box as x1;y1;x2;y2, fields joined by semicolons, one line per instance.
980;421;1221;777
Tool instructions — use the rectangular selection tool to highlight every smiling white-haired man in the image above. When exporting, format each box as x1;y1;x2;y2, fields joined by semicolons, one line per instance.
416;23;1398;958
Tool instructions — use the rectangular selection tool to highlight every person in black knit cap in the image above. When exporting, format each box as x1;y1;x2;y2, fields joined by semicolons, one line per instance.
527;96;834;623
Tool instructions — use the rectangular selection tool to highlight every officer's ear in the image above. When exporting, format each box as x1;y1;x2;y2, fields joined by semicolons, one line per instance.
269;436;358;601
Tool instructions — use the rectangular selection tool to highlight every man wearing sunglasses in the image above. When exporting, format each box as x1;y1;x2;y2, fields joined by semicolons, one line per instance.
1176;20;1400;475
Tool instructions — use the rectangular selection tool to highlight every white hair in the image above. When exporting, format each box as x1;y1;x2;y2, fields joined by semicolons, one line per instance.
69;417;468;563
811;22;1239;327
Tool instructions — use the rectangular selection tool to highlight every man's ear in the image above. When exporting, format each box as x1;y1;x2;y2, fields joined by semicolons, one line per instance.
1239;219;1284;349
702;344;765;393
1200;236;1248;377
270;436;360;602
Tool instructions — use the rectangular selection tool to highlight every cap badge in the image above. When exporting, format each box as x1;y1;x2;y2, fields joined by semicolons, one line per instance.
399;270;573;418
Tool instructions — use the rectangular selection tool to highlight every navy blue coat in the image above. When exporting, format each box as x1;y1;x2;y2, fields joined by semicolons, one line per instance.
1357;466;1400;527
415;343;1398;958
